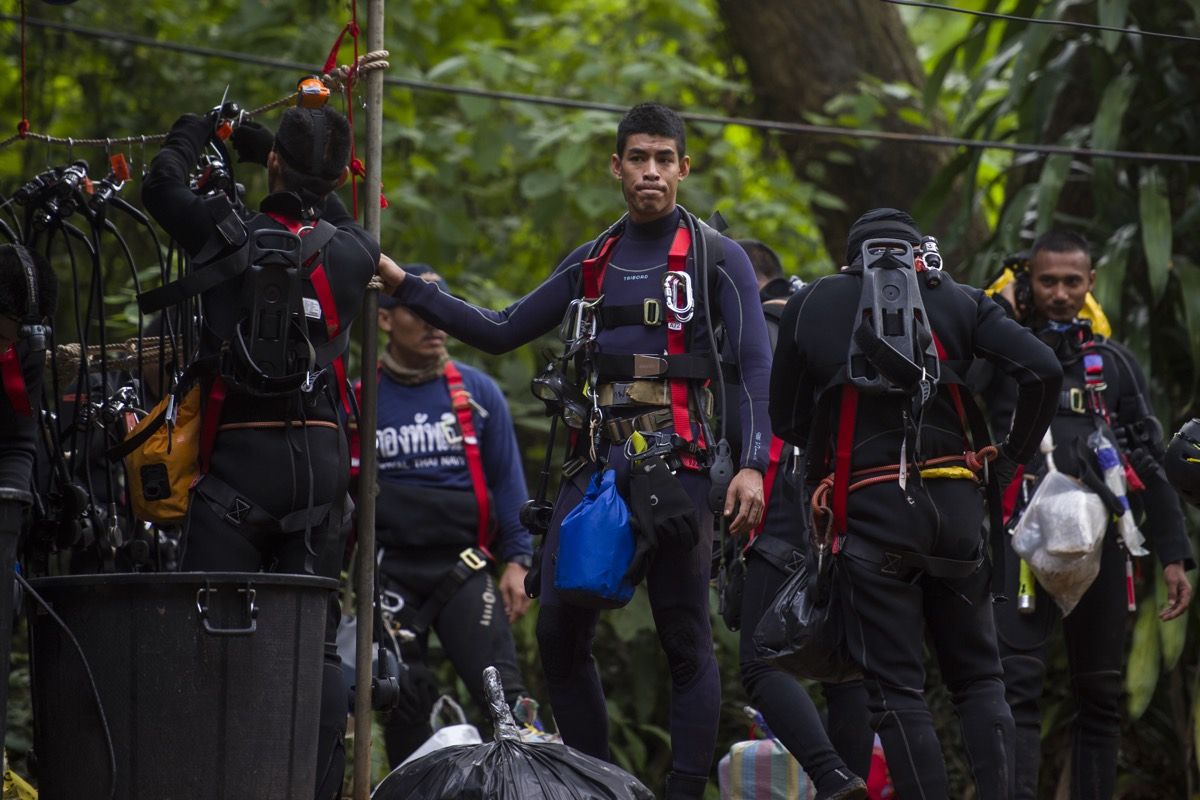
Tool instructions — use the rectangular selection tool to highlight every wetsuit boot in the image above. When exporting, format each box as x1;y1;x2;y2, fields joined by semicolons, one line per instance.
814;769;868;800
664;771;707;800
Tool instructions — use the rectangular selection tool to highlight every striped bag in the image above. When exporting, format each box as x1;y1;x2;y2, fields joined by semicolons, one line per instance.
718;738;815;800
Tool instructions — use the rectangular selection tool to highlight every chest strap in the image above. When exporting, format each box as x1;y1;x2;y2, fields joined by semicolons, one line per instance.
1;346;31;416
444;361;493;557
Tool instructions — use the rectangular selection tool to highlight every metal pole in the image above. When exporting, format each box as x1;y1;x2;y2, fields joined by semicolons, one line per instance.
353;0;385;796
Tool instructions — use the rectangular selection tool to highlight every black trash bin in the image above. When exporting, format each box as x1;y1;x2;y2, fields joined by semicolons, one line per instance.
27;571;337;800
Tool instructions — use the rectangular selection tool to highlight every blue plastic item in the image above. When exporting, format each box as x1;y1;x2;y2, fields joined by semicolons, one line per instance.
554;469;636;609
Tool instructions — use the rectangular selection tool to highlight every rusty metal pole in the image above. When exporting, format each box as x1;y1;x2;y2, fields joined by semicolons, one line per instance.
352;0;385;796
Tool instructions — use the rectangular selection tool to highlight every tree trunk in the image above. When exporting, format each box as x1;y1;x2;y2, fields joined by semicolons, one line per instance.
716;0;961;265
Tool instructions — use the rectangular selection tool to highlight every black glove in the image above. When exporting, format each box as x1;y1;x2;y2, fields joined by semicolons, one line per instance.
1124;446;1164;485
230;120;275;167
391;662;440;725
624;471;659;586
990;447;1024;494
168;113;214;155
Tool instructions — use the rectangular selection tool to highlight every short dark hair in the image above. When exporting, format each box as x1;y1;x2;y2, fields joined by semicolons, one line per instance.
1031;229;1090;262
272;107;352;204
0;244;57;321
737;239;783;280
616;103;686;158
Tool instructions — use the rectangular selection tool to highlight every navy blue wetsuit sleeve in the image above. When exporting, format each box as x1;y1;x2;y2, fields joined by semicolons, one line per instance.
390;245;590;355
717;239;772;472
1109;344;1195;569
471;370;533;561
969;289;1062;463
769;285;814;449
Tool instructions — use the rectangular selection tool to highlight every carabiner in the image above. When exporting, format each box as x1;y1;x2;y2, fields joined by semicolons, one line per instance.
559;296;602;347
662;270;694;323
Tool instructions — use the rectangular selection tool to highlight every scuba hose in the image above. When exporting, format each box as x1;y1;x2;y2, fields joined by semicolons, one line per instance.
679;207;734;514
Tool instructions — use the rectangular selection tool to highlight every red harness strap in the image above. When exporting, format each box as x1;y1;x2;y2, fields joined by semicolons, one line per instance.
751;436;788;544
444;361;493;557
831;384;859;550
1;346;31;416
197;375;227;477
580;224;704;469
664;226;698;468
266;212;352;416
581;234;620;300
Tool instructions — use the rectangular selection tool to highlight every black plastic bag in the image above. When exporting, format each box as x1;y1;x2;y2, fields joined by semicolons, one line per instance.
373;667;654;800
752;546;861;684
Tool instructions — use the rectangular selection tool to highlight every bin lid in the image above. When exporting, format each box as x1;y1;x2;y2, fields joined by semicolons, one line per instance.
28;571;340;591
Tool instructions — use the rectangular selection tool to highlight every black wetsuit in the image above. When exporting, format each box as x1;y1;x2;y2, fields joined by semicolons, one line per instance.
0;339;42;748
143;115;378;800
984;324;1194;800
770;267;1062;800
391;207;773;783
732;282;874;793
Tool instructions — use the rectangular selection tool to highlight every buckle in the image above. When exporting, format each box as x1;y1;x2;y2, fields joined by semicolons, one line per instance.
631;354;668;378
1068;387;1085;414
459;548;488;571
643;299;663;327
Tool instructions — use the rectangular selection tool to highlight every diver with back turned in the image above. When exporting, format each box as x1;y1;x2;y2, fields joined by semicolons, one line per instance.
769;208;1062;800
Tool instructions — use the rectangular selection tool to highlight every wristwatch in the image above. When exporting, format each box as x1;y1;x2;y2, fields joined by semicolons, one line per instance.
507;554;533;569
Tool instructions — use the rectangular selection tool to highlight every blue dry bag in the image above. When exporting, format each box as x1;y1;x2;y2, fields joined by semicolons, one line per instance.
554;469;636;609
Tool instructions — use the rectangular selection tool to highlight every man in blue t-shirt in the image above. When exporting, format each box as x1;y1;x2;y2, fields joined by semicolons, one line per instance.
359;264;537;766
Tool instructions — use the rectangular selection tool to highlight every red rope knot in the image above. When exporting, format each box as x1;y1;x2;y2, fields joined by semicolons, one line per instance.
965;445;999;473
348;20;360;38
16;119;30;139
350;158;367;178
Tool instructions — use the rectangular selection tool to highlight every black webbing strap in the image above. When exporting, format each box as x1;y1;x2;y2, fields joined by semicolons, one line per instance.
751;534;804;574
840;534;984;581
593;352;739;383
392;549;490;637
139;248;250;314
193;472;333;534
598;302;663;329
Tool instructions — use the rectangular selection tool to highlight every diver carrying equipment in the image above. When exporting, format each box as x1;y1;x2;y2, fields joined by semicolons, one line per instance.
554;469;636;609
847;239;940;399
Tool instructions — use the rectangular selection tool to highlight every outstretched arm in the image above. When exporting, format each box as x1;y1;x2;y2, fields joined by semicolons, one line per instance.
377;250;583;355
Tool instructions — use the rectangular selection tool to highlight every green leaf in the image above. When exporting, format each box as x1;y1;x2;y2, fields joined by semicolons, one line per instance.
1093;224;1136;323
518;169;562;201
1125;596;1160;719
1097;0;1133;52
1138;167;1173;306
1036;154;1071;233
1155;567;1187;671
1173;260;1200;378
1091;75;1136;152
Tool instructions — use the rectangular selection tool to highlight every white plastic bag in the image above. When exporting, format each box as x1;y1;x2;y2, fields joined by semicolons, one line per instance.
1011;429;1108;616
399;696;483;767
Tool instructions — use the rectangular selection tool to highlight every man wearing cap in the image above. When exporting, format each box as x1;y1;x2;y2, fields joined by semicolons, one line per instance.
358;264;540;765
143;106;378;800
769;208;1062;800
